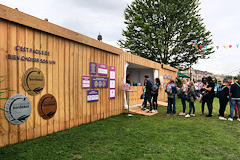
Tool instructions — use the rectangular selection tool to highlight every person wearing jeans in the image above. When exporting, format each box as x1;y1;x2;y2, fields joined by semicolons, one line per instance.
167;96;176;114
166;80;177;115
228;77;240;121
229;99;240;120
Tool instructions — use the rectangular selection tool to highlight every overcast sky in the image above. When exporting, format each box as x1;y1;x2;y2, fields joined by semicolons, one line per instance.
1;0;239;75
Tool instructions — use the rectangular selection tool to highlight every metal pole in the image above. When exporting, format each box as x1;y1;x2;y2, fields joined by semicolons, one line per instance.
127;91;133;117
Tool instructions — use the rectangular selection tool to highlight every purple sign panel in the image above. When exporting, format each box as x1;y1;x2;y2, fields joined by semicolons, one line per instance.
109;66;116;80
91;77;108;88
97;64;108;76
90;62;97;75
87;90;99;102
82;76;90;89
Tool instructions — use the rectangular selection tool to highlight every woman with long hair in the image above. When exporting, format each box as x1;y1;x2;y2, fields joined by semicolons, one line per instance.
179;78;188;116
185;81;196;118
152;78;161;112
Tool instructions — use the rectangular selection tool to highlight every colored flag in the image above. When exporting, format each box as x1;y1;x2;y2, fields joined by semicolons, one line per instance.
195;45;198;49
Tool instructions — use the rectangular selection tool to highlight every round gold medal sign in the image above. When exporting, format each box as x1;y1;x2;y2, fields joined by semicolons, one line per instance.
38;94;57;120
22;68;45;96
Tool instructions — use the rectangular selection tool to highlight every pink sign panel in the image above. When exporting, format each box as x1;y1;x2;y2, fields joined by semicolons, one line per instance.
109;80;115;89
109;66;116;80
97;64;108;76
82;76;90;88
109;89;115;100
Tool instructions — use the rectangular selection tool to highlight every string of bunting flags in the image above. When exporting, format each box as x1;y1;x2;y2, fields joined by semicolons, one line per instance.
195;44;240;50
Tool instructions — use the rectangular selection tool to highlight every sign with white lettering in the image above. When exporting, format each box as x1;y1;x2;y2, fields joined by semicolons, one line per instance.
82;76;90;89
87;90;99;102
97;64;108;76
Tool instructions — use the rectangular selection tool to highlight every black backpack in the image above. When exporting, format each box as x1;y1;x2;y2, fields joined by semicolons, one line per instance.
216;86;227;99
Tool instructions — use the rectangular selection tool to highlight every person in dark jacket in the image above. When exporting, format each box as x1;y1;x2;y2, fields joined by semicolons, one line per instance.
152;78;160;112
228;77;240;121
185;81;196;118
203;76;215;117
217;81;229;120
166;80;177;115
200;77;207;115
142;75;153;113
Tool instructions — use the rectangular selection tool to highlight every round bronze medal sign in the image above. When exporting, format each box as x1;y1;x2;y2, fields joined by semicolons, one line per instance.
38;94;57;120
22;68;45;96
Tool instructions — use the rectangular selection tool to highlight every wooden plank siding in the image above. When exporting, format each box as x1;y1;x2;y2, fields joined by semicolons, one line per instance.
0;5;177;147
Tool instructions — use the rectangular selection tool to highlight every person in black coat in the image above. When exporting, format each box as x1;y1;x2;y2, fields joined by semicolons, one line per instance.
228;77;240;121
142;75;153;113
217;81;229;120
203;76;215;117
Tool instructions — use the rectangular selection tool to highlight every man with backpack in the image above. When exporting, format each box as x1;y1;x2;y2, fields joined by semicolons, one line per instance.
142;75;153;113
216;81;229;120
228;77;240;121
166;80;178;115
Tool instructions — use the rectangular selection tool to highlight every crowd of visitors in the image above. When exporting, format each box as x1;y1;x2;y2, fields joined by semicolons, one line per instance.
138;74;240;121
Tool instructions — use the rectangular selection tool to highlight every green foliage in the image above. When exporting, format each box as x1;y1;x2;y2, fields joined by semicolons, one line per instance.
1;99;240;159
176;77;182;88
236;72;240;81
223;75;233;82
0;75;14;112
119;0;214;70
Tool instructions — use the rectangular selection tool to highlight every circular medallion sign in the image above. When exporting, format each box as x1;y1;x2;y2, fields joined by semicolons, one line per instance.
22;67;45;96
5;94;32;125
38;94;57;120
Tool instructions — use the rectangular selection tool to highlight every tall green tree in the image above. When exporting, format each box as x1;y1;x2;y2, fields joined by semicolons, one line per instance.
119;0;214;70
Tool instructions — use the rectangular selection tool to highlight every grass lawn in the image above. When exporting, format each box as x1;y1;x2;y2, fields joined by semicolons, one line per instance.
1;98;240;160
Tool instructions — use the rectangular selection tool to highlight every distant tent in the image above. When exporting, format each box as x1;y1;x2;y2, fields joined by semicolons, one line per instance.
177;72;190;78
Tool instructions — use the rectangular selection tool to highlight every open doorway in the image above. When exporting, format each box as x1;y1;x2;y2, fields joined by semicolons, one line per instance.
126;63;154;86
124;62;158;108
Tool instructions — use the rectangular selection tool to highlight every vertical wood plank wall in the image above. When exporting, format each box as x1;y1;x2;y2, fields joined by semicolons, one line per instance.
0;18;177;147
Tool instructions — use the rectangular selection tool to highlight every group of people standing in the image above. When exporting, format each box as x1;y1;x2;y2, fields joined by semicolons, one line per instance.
128;74;240;121
175;76;215;118
166;76;240;121
141;75;161;113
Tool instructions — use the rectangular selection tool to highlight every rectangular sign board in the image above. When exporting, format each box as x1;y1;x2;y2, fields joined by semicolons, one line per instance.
91;77;108;88
87;90;99;102
97;64;108;76
82;76;90;88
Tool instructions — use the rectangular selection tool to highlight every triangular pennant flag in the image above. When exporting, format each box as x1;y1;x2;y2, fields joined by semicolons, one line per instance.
211;46;214;49
237;44;239;48
229;45;232;48
216;46;219;50
205;45;208;49
195;45;198;49
223;45;226;49
199;45;203;50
